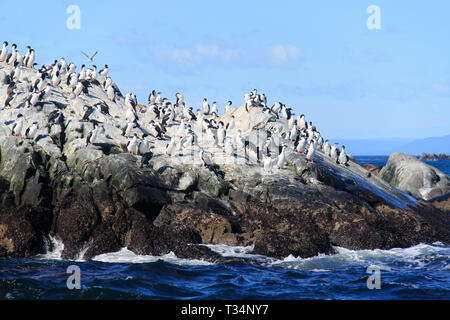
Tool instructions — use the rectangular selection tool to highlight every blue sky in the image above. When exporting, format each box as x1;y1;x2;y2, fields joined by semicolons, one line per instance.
1;0;449;141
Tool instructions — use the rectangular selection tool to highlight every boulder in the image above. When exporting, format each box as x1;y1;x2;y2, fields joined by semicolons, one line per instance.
379;152;450;200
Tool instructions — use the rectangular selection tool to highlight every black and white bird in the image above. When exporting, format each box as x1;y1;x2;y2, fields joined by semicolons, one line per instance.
226;115;235;130
4;81;15;108
306;140;316;164
103;76;112;90
126;133;139;154
154;91;162;105
22;46;31;66
165;136;177;158
60;57;68;73
175;92;184;105
296;136;306;155
90;65;98;80
217;121;226;146
6;43;17;66
106;85;115;102
224;137;234;157
126;106;136;123
33;73;47;92
27;90;45;108
198;149;207;168
123;122;135;138
330;142;339;163
93;100;109;115
338;145;349;166
81;105;95;121
202;98;210;115
52;71;61;87
26;49;35;68
67;72;78;89
11;113;24;137
73;81;84;97
277;145;287;169
138;136;151;155
184;106;197;122
78;64;87;81
225;100;232;113
0;41;8;62
25;122;38;140
99;64;109;78
211;101;218;115
86;124;102;146
271;102;282;115
322;139;330;156
148;120;163;140
48;109;64;125
263;153;276;174
67;62;76;75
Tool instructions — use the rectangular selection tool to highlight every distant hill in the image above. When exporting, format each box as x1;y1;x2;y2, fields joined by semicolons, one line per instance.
394;135;450;156
334;135;450;156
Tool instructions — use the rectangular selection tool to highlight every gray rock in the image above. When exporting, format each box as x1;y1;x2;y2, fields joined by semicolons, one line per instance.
379;152;450;200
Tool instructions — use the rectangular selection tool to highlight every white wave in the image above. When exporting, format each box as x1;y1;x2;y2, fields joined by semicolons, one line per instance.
91;248;213;266
203;244;264;259
36;237;448;272
36;236;64;260
75;244;90;262
270;243;449;272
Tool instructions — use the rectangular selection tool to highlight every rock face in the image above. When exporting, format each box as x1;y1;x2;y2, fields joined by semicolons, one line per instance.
0;60;449;262
379;152;450;201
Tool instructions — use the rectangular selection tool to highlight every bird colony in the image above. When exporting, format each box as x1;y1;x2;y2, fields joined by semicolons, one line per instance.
0;41;350;174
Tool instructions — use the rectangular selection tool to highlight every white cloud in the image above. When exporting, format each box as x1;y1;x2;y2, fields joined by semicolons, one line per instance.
195;44;219;57
153;43;303;68
266;45;303;66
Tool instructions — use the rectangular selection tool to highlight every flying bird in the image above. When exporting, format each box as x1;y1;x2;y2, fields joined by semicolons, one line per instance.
81;51;98;63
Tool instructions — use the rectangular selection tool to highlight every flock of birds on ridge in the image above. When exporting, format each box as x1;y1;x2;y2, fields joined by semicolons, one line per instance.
0;41;350;174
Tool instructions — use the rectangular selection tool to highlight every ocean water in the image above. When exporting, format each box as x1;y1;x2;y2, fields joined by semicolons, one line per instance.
0;157;449;300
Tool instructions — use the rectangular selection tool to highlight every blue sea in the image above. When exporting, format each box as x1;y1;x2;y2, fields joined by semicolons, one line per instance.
1;157;449;300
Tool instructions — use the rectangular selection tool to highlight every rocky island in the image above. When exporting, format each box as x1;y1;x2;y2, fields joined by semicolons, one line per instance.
0;45;449;262
419;153;450;160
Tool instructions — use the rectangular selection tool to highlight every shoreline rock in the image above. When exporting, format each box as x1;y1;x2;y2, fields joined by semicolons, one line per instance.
379;152;450;201
419;152;450;160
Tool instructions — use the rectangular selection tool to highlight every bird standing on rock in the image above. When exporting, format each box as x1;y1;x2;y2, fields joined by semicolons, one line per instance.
165;137;176;158
99;64;109;78
330;142;339;163
202;98;210;115
338;145;349;166
107;85;115;102
25;122;38;140
86;124;102;146
0;41;8;62
296;136;306;155
127;133;139;154
11;114;24;137
306;140;316;164
322;139;330;156
277;145;287;169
